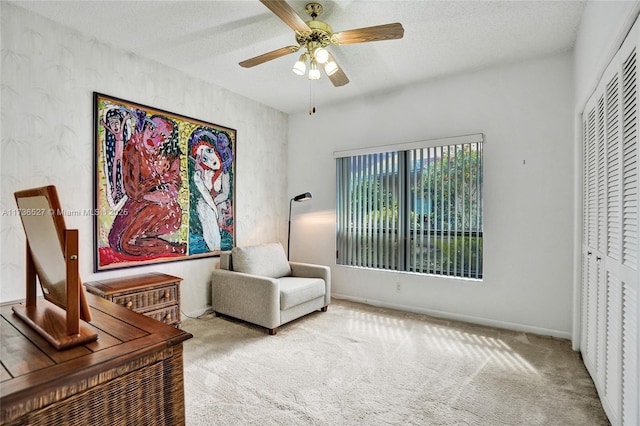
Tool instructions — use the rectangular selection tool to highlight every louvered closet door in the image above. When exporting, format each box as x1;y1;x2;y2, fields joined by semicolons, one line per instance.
582;98;599;374
581;16;640;426
581;111;591;371
619;32;639;426
597;89;609;388
604;58;623;419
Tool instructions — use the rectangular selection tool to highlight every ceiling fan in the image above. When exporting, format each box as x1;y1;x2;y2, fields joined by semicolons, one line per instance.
239;0;405;88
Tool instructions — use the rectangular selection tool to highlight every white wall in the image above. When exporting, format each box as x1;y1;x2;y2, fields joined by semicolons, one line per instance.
288;53;574;338
574;0;640;110
0;3;289;316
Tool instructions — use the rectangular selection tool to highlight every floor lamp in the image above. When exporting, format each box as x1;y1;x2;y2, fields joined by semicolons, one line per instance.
288;192;312;260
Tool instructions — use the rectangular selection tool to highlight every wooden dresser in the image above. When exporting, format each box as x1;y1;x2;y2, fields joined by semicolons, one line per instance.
0;293;192;426
84;273;182;327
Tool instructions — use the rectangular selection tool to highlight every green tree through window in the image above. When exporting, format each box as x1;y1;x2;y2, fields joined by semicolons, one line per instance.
336;139;483;279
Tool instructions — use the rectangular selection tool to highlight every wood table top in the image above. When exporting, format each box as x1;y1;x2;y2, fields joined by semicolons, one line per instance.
0;292;192;407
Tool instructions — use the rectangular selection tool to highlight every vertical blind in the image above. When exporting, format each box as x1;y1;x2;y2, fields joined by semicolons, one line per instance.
335;134;484;279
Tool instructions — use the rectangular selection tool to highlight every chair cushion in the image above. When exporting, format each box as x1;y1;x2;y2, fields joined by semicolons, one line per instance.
232;243;291;278
279;277;325;310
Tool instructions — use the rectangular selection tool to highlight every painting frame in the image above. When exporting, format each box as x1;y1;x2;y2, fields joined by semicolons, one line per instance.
93;92;236;271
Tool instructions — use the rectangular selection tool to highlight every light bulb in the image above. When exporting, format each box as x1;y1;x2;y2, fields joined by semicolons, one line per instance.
309;68;321;80
308;59;321;80
324;61;338;76
314;47;329;64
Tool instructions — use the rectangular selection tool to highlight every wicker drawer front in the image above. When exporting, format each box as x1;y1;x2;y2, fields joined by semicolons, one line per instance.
146;305;180;325
84;273;182;327
113;284;178;312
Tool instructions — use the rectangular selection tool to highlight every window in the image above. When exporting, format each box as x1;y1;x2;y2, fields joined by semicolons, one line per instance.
335;134;484;279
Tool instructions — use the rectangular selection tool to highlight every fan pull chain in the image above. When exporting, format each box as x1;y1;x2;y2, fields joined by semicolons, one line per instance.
309;81;316;115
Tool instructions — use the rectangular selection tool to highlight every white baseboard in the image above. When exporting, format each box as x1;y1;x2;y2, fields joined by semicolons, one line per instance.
332;293;572;340
186;296;571;340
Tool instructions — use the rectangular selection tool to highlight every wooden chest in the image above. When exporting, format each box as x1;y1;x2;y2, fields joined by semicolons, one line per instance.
84;272;183;327
1;294;192;425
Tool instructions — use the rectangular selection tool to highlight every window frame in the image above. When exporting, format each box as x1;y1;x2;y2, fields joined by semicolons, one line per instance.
334;133;484;280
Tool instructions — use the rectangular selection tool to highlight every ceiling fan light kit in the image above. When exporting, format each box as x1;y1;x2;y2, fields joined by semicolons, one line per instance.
294;45;328;80
240;0;404;110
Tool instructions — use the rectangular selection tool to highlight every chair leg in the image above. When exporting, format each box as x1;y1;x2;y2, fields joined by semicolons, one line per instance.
268;327;278;335
321;306;328;312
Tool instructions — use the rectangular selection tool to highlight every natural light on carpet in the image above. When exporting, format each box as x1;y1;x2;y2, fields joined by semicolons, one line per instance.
349;310;539;375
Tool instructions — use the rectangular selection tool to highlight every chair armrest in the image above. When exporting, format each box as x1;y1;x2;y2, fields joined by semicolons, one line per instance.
289;262;331;307
211;269;280;329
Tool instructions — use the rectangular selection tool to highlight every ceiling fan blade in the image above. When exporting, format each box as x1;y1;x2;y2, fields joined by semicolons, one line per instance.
333;23;404;45
324;53;349;87
239;45;299;68
260;0;311;34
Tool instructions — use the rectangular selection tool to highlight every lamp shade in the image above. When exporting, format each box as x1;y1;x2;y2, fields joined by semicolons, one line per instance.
292;53;307;76
324;61;338;76
293;192;312;202
292;60;306;75
314;47;329;64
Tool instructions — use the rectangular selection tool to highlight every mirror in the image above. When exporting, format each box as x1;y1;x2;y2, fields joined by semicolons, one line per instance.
13;185;96;349
15;194;68;308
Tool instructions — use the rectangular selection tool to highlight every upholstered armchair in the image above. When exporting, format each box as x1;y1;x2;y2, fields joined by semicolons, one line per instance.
211;243;330;335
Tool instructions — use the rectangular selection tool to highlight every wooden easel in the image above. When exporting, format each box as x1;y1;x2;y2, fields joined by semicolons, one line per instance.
12;186;97;350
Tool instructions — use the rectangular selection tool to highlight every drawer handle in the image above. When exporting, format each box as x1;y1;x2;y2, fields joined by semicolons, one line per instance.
126;301;133;308
163;291;170;299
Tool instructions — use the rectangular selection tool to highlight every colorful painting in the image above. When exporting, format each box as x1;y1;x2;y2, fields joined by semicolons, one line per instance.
93;93;235;271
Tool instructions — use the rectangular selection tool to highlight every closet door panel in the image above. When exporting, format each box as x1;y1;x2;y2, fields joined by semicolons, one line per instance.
583;102;599;373
597;92;609;384
619;29;640;426
607;72;622;262
603;50;625;424
606;271;622;413
621;47;638;271
622;281;638;425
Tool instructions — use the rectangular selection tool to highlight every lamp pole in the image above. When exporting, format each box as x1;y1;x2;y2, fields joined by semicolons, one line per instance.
287;198;294;260
287;192;312;260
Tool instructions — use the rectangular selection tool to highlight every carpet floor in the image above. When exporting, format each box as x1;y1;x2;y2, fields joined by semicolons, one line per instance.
181;299;609;425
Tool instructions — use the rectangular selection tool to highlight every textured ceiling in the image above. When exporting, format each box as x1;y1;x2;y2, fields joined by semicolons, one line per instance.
11;0;586;114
